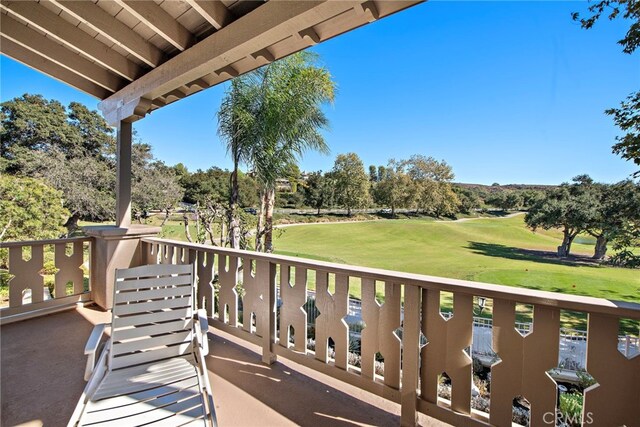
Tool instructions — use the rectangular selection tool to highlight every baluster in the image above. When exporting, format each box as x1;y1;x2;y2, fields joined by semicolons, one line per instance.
257;259;277;364
142;241;159;264
583;313;640;427
54;241;84;297
217;254;238;326
421;289;473;414
315;271;349;369
8;245;44;306
160;244;174;264
175;246;185;264
401;284;421;427
242;258;260;335
361;278;402;386
279;264;308;352
490;300;559;427
195;251;214;316
361;277;379;379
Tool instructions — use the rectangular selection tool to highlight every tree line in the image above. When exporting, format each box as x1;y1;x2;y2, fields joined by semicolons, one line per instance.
301;153;459;217
1;94;183;239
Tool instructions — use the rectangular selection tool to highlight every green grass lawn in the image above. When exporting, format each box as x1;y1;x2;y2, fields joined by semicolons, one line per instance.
273;215;640;304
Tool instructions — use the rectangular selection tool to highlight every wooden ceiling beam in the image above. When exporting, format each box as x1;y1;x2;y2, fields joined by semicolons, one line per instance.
297;27;320;45
1;36;111;99
184;0;233;30
113;0;194;51
356;1;379;23
215;64;239;78
99;0;341;123
0;14;124;92
0;1;141;81
48;0;164;67
251;47;275;63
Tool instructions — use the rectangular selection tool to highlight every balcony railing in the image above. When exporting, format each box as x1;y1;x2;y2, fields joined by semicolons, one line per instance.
142;237;640;427
0;237;92;325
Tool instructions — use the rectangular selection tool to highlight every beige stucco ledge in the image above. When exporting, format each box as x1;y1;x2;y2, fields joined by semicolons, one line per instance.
83;224;161;239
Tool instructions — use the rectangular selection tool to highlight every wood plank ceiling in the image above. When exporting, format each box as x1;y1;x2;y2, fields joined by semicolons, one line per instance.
0;0;423;124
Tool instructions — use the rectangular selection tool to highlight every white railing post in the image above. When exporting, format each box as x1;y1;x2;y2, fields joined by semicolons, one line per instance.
625;335;630;358
258;259;277;365
400;285;421;427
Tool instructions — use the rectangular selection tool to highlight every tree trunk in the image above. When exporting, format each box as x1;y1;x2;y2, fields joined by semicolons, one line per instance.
0;218;11;241
255;190;267;252
593;235;608;260
347;206;352;217
228;165;241;249
391;206;395;217
220;218;226;247
183;213;193;243
204;221;216;246
557;229;576;258
160;208;171;227
264;188;276;253
64;213;80;236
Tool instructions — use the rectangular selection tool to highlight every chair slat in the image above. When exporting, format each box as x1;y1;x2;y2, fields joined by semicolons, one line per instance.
111;342;192;370
113;330;192;356
146;412;206;427
112;319;193;341
112;307;192;329
113;296;192;316
116;276;192;291
115;285;191;303
115;263;193;279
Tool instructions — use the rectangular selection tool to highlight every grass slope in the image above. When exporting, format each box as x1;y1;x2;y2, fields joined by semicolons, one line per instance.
274;215;640;303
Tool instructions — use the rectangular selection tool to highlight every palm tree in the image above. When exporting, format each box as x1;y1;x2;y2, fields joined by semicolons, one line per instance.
218;51;335;251
218;78;258;248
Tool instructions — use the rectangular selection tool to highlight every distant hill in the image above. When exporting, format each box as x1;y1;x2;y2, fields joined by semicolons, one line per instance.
454;183;556;192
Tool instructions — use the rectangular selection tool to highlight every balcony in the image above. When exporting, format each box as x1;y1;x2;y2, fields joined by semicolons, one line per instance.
1;234;639;427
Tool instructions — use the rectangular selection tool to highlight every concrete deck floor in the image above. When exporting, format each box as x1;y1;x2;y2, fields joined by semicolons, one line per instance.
1;306;449;427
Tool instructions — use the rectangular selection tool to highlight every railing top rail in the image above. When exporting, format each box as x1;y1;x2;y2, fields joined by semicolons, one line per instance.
144;237;640;319
0;236;92;248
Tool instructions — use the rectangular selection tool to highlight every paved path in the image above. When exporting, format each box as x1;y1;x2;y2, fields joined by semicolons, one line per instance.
275;211;525;229
434;211;524;223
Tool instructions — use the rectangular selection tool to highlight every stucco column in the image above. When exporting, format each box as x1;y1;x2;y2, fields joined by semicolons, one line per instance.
116;120;132;228
84;225;160;310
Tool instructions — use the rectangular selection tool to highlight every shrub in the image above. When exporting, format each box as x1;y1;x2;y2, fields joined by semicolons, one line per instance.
607;249;640;268
0;269;12;304
559;392;583;427
576;370;596;389
40;261;59;276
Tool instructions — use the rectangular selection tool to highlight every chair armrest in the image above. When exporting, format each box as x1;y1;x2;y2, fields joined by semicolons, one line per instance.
196;309;209;356
84;323;109;380
85;323;107;355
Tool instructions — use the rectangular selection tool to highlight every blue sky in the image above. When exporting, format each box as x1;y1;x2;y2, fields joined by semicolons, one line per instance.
1;1;639;185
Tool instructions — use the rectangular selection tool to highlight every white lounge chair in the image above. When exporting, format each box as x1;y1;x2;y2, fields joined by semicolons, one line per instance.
68;263;217;427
